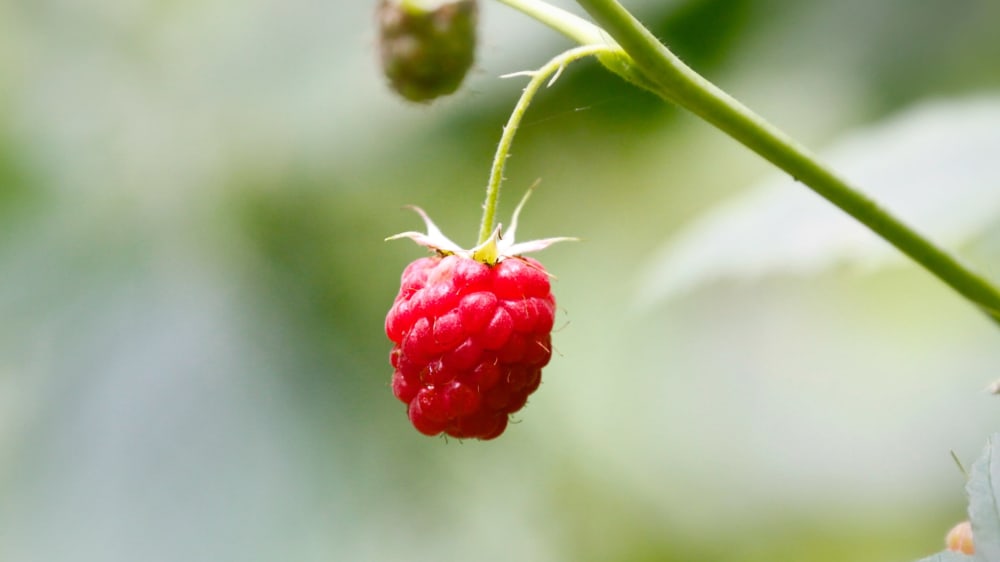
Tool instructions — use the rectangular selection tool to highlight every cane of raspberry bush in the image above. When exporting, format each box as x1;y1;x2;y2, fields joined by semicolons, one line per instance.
385;192;573;439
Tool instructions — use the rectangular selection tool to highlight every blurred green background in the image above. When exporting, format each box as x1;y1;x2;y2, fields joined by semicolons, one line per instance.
1;0;999;560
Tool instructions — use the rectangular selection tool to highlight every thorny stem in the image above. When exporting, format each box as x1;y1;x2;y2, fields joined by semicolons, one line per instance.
478;44;613;245
495;0;1000;325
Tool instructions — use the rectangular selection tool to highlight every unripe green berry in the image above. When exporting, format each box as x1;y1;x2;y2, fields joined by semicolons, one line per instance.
376;0;478;103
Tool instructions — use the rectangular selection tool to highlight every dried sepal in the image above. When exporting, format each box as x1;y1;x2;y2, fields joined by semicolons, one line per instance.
387;188;576;264
385;205;464;254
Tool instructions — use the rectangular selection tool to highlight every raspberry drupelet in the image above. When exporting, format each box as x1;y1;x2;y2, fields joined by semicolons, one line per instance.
385;192;573;439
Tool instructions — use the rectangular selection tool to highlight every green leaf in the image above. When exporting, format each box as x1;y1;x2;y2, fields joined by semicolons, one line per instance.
968;433;1000;562
637;96;1000;304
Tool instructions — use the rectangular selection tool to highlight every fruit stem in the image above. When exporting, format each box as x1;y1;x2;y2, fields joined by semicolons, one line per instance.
493;0;661;95
478;44;613;245
494;0;1000;325
493;0;605;45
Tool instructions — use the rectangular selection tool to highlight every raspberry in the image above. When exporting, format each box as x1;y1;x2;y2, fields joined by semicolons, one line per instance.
945;520;975;555
386;253;556;439
384;192;573;439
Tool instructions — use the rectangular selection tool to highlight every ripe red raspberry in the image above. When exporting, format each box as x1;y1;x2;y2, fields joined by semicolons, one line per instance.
386;254;555;439
385;194;573;439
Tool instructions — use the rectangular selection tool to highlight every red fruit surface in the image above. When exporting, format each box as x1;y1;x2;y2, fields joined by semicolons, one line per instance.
385;254;555;439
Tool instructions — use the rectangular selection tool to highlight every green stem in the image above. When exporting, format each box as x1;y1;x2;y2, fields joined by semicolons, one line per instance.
498;0;1000;324
478;44;613;245
493;0;662;94
493;0;605;45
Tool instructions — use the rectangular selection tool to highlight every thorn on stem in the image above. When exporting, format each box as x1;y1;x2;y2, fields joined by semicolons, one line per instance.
547;64;566;87
500;70;537;80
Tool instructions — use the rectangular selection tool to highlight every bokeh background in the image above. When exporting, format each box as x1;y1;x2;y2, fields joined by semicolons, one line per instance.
2;0;1000;560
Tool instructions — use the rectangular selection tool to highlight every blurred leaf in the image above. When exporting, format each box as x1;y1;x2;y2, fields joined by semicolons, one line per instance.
652;0;751;69
637;96;1000;304
967;433;1000;562
0;133;40;229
